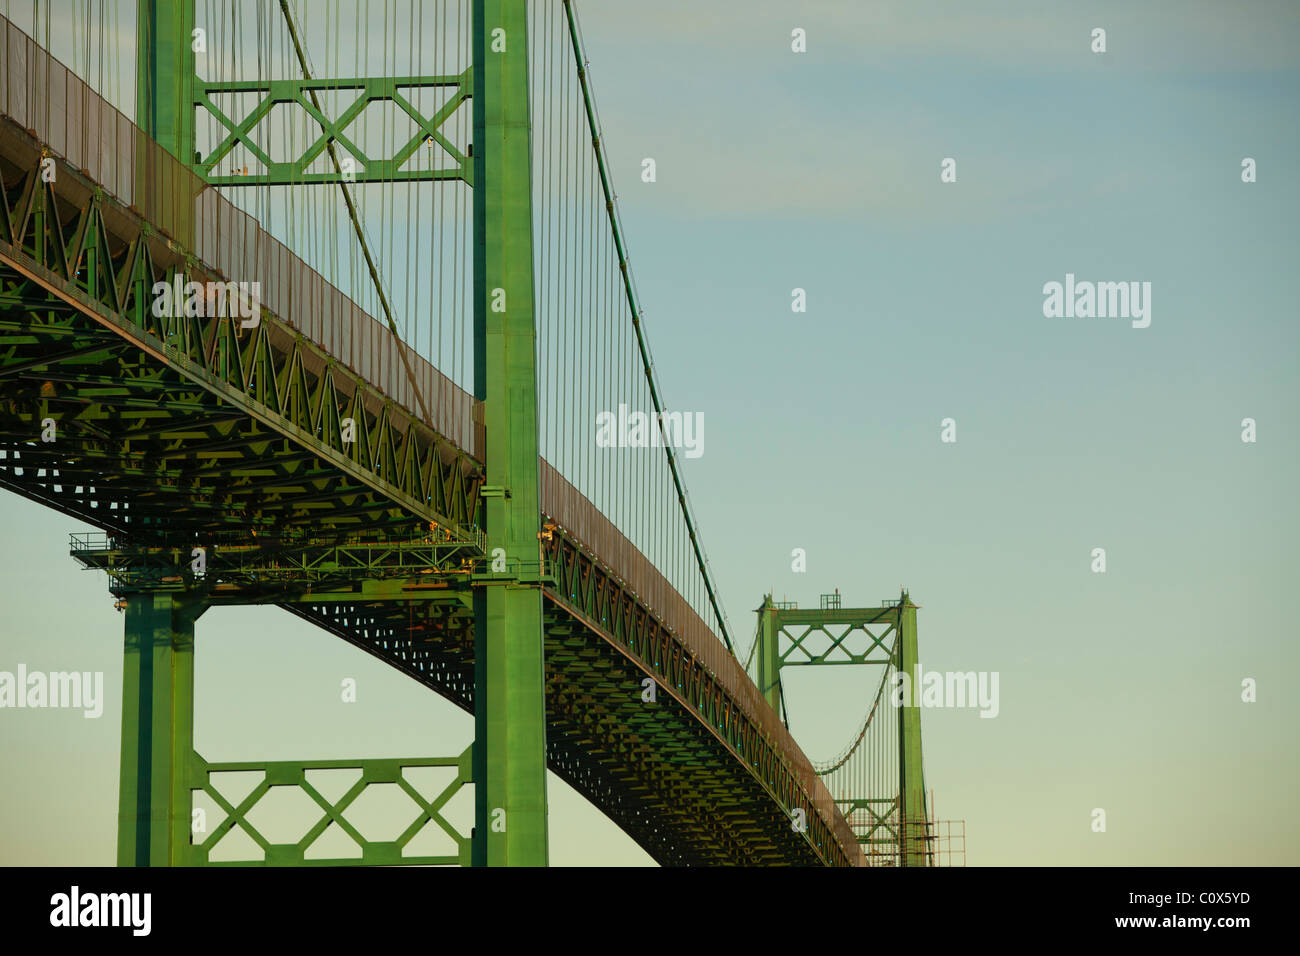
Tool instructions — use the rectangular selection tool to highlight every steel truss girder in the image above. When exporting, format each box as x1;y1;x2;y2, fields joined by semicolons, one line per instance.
0;137;484;544
544;531;856;867
70;530;486;599
771;608;900;667
754;597;903;706
196;71;473;186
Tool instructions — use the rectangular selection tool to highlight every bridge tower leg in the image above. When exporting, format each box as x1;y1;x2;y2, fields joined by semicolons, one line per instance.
471;0;549;865
135;0;195;244
117;592;204;866
136;0;194;155
897;592;928;866
756;595;782;717
127;0;548;866
119;0;201;870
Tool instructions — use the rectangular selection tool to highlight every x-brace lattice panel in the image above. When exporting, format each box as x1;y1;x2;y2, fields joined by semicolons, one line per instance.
777;619;898;666
186;745;474;866
195;71;473;186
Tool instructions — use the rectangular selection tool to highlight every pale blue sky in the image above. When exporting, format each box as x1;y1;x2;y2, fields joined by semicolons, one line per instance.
2;0;1297;866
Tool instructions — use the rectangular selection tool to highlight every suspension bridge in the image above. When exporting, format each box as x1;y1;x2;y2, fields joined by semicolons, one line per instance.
0;0;957;866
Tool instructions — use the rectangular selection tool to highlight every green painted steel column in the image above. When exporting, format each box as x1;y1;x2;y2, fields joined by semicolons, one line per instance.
117;592;202;866
471;0;549;866
136;0;195;160
896;591;928;866
756;595;781;715
136;0;195;247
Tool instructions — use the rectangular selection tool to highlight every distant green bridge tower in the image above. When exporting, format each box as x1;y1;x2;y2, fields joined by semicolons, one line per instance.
755;590;930;865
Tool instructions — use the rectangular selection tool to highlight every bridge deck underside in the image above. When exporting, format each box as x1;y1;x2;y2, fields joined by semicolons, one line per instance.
0;290;439;539
296;596;824;866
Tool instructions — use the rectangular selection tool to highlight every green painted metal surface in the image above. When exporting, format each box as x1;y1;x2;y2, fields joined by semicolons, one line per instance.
137;0;195;162
470;0;549;867
69;531;485;603
757;595;781;714
117;591;202;866
896;593;927;866
186;747;474;866
136;0;195;245
196;73;473;186
0;161;484;537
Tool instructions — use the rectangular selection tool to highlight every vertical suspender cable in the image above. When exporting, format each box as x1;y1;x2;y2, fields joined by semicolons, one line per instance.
562;0;733;653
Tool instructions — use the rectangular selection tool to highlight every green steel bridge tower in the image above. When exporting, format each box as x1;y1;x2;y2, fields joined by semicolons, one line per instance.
127;0;548;866
754;591;932;866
